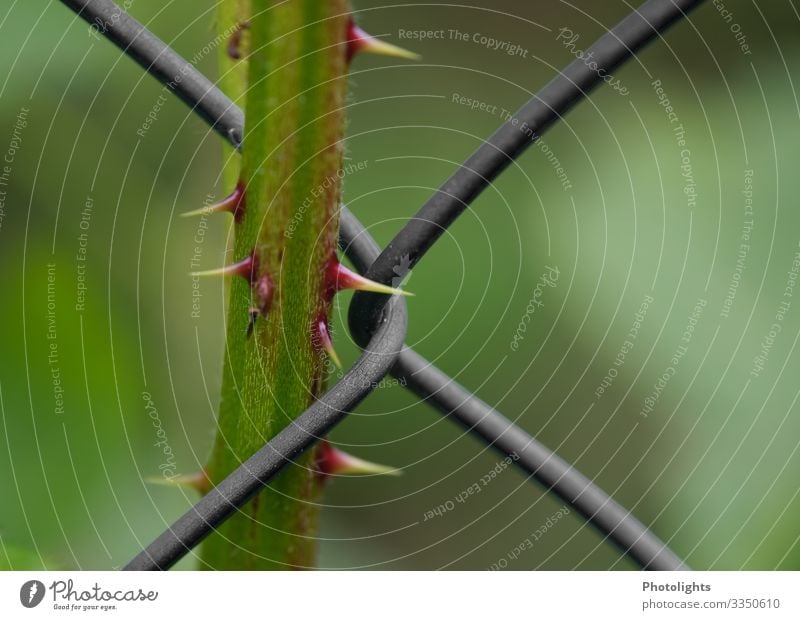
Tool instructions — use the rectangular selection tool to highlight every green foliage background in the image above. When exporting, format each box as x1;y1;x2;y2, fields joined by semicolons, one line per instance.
1;0;799;569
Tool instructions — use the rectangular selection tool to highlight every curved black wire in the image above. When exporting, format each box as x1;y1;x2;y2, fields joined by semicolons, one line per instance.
349;0;706;342
59;0;697;571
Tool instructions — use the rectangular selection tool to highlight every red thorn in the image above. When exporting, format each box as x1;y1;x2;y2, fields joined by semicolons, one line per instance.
182;180;246;220
315;440;400;479
346;19;420;63
312;315;341;368
315;441;346;478
325;256;412;299
227;21;251;60
192;252;257;283
346;21;368;63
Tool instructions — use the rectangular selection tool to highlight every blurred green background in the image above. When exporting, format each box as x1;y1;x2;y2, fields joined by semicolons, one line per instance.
1;0;799;570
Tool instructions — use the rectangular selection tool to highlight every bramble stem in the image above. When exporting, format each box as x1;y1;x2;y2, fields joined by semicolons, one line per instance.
201;0;349;570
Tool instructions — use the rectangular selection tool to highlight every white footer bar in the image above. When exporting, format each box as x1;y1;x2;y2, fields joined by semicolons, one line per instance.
1;571;796;619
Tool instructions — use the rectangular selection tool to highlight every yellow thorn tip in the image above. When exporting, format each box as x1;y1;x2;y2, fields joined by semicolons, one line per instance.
362;38;421;61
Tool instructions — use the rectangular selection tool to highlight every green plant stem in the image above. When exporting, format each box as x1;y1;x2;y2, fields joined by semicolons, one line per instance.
216;0;248;189
202;0;349;570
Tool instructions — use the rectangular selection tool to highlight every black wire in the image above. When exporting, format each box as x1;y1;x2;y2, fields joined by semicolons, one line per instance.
349;0;706;344
60;0;245;147
392;349;688;570
58;0;695;571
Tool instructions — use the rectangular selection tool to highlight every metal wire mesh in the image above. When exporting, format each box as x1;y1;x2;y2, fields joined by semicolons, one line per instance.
59;0;706;571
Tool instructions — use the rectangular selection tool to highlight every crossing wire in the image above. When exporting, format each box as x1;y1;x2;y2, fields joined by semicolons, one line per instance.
58;0;704;571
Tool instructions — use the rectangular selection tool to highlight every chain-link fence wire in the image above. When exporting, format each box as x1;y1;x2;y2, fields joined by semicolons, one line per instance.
59;0;706;571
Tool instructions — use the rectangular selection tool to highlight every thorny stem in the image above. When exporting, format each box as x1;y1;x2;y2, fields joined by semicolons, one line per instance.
201;0;349;569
